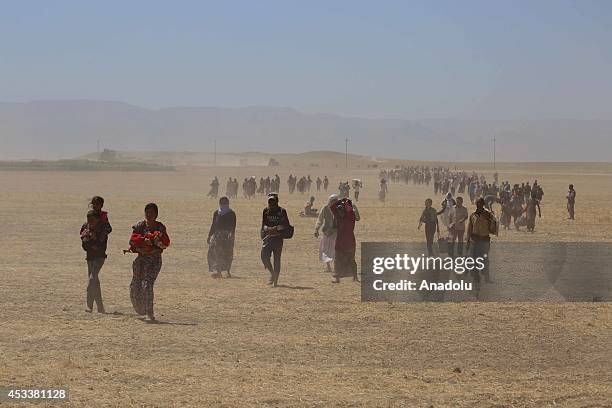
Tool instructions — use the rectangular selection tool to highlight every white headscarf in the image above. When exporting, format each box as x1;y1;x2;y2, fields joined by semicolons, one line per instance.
442;192;455;208
218;197;231;216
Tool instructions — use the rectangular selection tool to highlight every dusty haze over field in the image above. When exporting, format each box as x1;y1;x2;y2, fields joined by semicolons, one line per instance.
1;100;611;162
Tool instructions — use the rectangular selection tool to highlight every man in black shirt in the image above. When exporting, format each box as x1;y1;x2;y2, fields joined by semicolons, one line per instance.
261;193;290;287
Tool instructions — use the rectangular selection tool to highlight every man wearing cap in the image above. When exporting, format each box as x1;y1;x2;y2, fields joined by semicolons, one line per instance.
261;192;291;287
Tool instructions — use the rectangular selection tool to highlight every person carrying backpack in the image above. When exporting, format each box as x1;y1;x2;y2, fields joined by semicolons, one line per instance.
261;193;292;287
467;197;497;285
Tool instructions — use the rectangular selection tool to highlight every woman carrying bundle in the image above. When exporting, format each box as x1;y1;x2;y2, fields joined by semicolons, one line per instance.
127;203;170;322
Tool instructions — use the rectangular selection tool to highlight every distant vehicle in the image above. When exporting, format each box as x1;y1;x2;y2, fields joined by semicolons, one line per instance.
268;158;280;166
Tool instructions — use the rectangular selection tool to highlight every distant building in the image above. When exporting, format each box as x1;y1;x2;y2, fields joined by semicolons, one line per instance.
99;149;117;162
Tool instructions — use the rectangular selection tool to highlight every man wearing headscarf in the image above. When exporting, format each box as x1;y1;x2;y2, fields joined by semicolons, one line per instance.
438;192;456;235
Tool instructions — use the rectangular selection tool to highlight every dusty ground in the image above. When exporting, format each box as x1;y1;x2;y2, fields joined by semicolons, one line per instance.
0;159;611;407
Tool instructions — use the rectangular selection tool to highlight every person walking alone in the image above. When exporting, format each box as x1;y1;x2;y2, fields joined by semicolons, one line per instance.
418;199;440;256
127;203;171;322
261;193;291;287
567;184;576;220
466;198;497;286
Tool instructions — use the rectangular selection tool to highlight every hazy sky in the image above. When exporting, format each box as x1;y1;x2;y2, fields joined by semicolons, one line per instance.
1;0;611;119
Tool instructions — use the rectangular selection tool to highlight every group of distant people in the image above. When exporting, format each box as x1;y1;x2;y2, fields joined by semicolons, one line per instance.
381;166;432;186
414;176;577;285
210;174;394;207
238;175;282;199
225;178;240;199
208;175;337;200
494;180;545;232
287;174;330;194
337;178;387;203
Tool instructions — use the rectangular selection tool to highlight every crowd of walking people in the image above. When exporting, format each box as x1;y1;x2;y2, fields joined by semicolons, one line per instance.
382;165;559;233
79;169;575;321
209;174;334;200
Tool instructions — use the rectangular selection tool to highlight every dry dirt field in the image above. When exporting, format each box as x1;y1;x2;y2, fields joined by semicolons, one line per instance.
1;158;611;407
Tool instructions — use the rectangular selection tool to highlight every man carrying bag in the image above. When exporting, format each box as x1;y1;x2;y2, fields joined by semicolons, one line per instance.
261;192;293;287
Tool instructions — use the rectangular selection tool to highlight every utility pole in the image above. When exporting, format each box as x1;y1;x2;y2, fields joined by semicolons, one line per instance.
493;137;496;169
345;138;348;169
97;139;100;158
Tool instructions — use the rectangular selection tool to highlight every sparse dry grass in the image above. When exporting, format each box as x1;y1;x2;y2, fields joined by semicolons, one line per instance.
0;160;611;407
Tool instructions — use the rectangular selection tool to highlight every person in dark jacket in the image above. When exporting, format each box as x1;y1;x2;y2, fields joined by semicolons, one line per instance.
80;210;110;313
207;196;237;278
261;192;291;287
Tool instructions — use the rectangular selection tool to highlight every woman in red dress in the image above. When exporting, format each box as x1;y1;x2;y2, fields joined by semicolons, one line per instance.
330;198;359;283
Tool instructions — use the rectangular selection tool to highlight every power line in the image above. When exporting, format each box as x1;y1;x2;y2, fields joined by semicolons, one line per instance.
493;137;496;169
345;138;348;169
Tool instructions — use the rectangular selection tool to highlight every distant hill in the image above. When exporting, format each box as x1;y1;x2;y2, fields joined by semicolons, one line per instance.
1;100;610;161
77;150;384;168
0;159;174;172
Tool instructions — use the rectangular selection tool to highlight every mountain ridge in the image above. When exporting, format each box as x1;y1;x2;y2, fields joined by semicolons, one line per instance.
1;100;610;161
